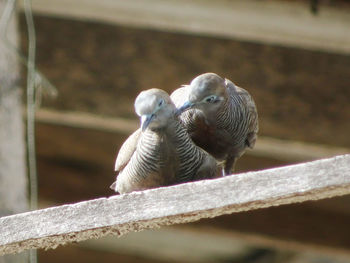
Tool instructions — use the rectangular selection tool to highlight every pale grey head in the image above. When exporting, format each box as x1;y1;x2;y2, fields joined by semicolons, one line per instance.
177;73;227;115
135;88;176;131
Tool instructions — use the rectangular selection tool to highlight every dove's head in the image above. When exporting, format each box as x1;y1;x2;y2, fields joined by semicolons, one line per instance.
176;73;227;115
135;88;176;131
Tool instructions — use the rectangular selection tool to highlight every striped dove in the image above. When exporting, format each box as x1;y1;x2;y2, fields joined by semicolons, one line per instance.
172;73;258;175
110;88;219;194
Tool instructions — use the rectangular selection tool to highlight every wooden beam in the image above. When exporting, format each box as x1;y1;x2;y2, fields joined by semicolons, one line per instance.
46;236;350;263
38;197;350;259
188;198;350;257
18;0;350;54
79;228;249;262
80;226;350;261
35;108;138;135
39;243;184;263
0;154;349;255
35;108;350;162
250;137;350;162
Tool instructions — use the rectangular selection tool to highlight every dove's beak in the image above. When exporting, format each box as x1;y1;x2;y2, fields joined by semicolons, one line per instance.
175;101;194;116
141;114;155;131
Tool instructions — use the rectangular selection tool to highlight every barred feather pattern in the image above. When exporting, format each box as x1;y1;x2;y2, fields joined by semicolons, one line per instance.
171;120;205;182
120;119;206;184
176;108;202;135
217;93;252;148
121;130;162;183
177;84;258;158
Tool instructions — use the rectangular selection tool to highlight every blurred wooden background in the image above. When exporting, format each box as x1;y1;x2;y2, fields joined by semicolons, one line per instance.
15;0;350;262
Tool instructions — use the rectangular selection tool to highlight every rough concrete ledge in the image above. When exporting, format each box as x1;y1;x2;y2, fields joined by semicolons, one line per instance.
0;154;349;256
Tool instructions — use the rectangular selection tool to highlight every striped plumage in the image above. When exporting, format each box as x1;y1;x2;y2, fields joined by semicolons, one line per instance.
111;88;219;194
171;73;258;175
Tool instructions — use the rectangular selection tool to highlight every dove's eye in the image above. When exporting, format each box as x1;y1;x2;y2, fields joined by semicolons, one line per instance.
158;99;164;107
204;95;216;103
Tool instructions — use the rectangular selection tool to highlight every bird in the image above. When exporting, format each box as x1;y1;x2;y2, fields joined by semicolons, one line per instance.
110;88;219;194
171;73;258;175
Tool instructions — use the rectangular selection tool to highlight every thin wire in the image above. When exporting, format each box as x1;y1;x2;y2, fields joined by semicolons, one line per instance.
23;0;38;261
24;0;37;214
24;0;37;211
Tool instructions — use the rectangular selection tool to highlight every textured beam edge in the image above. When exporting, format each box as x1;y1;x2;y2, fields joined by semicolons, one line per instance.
0;154;350;256
34;108;350;162
18;0;350;54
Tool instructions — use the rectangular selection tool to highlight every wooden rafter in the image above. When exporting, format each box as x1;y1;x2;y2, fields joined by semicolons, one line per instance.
19;0;350;54
34;108;350;162
1;154;349;256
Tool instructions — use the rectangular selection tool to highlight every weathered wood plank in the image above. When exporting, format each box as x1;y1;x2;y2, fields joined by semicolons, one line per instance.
18;0;350;54
0;154;349;256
